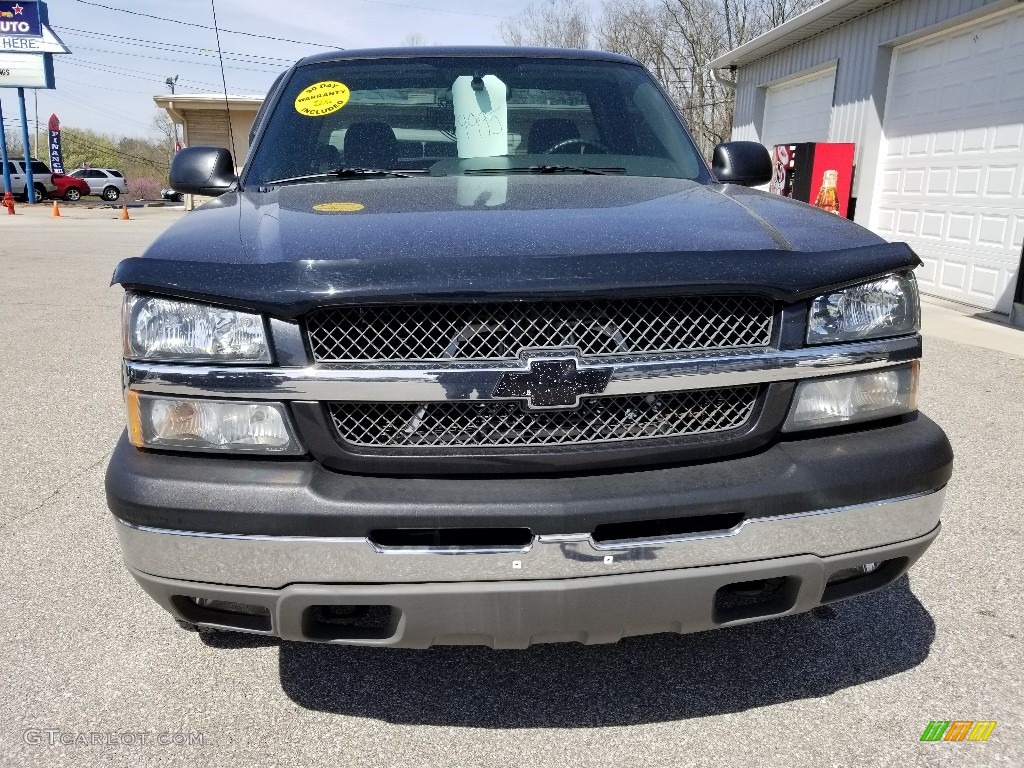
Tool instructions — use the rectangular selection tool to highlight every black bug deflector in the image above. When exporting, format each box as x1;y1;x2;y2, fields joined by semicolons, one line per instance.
110;174;918;318
112;242;920;319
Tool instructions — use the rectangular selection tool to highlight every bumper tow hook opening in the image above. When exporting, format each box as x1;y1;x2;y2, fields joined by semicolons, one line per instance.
713;576;800;624
172;596;272;632
821;557;908;604
302;604;398;641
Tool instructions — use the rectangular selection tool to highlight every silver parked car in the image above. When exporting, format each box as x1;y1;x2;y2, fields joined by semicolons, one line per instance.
4;159;57;201
69;168;129;201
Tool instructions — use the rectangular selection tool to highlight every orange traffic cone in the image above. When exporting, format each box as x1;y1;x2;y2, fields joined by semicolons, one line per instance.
3;191;14;215
52;200;61;217
120;205;130;220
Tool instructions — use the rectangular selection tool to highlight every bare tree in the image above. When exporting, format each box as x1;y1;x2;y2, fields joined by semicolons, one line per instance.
660;0;733;152
757;0;818;28
402;32;427;46
152;110;176;145
598;0;674;79
592;0;820;156
498;0;821;157
500;0;592;48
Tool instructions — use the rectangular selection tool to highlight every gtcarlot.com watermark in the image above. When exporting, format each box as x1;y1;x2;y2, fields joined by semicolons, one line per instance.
24;729;204;747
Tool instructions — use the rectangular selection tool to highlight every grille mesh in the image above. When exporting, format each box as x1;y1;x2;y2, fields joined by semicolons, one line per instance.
306;296;773;362
328;387;759;448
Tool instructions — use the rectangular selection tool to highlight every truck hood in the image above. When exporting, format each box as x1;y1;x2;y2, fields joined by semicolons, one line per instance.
115;175;919;317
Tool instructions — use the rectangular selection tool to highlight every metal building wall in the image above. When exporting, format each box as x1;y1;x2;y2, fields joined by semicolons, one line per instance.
731;0;1006;200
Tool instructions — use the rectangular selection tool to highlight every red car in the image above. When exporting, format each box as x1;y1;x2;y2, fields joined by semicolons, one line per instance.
51;173;91;202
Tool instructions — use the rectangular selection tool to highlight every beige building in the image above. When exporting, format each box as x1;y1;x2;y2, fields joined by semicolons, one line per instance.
154;94;264;208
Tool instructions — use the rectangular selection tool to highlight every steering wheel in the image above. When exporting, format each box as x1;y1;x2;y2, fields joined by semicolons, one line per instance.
544;138;611;155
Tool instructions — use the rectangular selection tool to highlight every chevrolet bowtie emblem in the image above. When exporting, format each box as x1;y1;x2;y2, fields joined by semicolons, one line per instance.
492;358;613;410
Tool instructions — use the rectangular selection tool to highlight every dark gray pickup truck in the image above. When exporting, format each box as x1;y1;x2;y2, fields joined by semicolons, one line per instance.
106;47;952;648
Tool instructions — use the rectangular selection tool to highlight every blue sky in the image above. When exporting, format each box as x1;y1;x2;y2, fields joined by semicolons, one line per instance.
2;0;564;140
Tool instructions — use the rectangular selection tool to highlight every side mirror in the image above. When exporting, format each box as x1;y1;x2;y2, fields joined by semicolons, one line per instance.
712;141;773;187
170;146;237;196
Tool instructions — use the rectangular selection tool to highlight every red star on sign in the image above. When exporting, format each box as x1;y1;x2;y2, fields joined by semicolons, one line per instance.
12;3;24;14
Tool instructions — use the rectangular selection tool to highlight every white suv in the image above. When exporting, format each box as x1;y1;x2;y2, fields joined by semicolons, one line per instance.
69;168;129;201
4;159;57;201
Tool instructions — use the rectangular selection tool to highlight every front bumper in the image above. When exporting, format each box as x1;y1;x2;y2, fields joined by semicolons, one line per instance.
123;522;940;648
107;413;952;647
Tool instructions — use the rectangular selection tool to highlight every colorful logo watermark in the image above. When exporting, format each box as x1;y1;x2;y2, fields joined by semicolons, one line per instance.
920;721;997;742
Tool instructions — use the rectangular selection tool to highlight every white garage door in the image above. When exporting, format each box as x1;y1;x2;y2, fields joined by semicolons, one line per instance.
761;67;836;150
872;8;1024;312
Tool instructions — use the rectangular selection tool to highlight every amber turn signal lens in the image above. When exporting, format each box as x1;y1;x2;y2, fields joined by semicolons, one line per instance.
123;392;302;454
126;390;145;447
783;362;918;432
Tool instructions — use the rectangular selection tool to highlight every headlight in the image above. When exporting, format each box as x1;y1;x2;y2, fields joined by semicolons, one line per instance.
807;272;920;344
783;363;918;432
123;293;271;363
126;393;302;454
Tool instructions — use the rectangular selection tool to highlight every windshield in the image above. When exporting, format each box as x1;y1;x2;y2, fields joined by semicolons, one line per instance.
245;56;707;186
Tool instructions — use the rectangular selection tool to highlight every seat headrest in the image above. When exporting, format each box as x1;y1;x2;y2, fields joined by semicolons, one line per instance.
344;121;399;168
313;144;341;172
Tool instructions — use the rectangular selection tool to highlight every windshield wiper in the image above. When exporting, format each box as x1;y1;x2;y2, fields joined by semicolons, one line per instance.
464;165;626;176
264;167;422;185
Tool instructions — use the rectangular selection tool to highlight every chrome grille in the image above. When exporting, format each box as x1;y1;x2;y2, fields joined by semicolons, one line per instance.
306;296;774;362
328;387;759;448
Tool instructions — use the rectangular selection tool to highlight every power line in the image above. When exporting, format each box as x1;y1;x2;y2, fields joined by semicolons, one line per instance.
56;58;229;91
56;61;221;91
69;0;344;49
57;60;241;95
49;84;151;122
53;26;296;64
50;76;178;95
46;89;154;129
60;43;283;74
56;32;290;70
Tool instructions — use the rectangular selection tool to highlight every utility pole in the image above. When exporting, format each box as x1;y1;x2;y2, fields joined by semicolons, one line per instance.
164;76;180;170
33;90;39;159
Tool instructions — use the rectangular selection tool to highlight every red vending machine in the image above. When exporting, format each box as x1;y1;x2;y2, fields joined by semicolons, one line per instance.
769;142;855;219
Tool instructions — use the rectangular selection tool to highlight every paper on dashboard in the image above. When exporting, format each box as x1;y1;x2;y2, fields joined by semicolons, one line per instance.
452;75;508;159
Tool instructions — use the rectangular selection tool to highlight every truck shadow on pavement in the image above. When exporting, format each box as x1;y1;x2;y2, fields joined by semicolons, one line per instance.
204;576;934;727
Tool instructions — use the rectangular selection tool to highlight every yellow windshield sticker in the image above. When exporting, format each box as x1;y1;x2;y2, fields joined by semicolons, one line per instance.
313;202;365;212
295;81;350;117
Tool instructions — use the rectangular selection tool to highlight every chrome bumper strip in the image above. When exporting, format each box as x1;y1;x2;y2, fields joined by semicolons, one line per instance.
123;335;921;401
113;488;944;588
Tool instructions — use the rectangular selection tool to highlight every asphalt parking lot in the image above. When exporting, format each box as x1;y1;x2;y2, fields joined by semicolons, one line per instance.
1;204;1021;766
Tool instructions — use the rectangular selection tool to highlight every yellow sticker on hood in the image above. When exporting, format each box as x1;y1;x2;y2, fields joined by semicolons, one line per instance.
313;202;364;212
295;81;350;117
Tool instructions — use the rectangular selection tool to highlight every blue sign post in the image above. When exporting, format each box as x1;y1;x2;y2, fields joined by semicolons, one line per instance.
17;85;33;201
0;97;12;197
